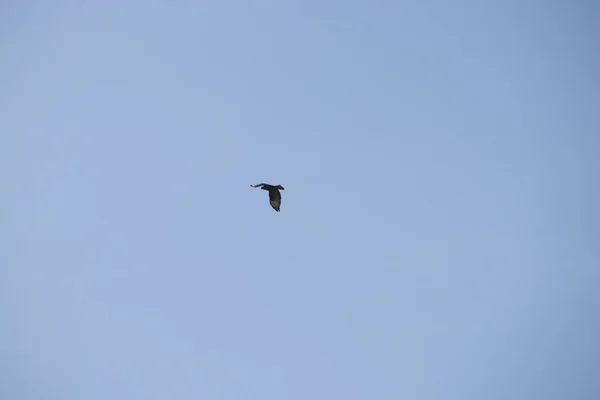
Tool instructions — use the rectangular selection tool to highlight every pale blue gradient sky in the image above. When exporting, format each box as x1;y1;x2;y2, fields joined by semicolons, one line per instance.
1;1;599;399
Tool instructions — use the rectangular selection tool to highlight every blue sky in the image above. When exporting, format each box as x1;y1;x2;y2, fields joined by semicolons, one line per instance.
1;1;599;399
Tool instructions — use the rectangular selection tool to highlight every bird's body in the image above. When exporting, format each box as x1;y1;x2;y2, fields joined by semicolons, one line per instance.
251;183;285;212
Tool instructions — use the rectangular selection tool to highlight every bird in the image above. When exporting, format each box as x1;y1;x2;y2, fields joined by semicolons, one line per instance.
251;183;285;212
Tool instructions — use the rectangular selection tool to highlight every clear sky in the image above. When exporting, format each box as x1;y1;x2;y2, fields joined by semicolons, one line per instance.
2;1;599;399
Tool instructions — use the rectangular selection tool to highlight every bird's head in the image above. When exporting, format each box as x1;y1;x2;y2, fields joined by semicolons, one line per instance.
276;185;285;190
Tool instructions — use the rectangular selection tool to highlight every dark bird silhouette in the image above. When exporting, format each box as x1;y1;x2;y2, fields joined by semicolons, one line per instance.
251;183;285;212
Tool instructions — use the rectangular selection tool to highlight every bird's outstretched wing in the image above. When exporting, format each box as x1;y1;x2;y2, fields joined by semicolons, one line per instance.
268;189;281;212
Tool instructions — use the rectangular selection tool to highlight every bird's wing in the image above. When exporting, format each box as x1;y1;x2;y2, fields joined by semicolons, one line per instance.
268;189;281;212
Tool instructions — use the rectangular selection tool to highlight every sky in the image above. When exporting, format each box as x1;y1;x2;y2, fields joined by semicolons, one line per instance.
1;1;599;399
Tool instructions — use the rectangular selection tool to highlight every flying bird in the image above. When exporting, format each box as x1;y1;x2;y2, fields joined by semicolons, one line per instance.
251;183;285;212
